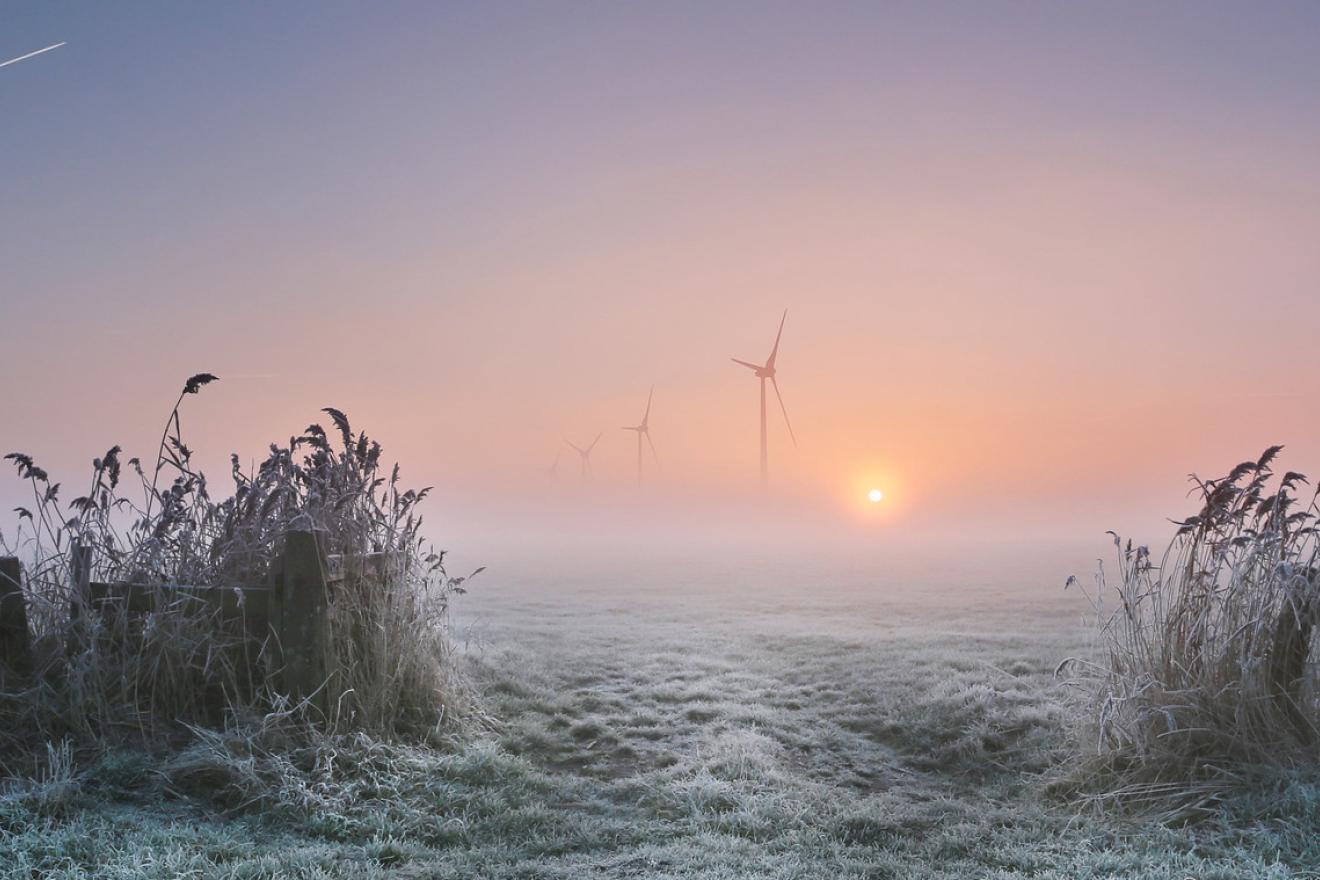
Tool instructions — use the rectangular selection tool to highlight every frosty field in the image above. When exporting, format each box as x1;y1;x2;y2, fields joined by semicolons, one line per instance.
3;546;1317;879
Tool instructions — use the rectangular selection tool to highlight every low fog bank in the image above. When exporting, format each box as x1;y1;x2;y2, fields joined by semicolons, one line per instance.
435;494;1152;632
443;481;1175;554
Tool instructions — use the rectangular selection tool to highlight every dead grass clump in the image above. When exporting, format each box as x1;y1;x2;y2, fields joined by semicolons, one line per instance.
1065;446;1320;819
0;740;82;820
0;375;477;760
161;720;522;846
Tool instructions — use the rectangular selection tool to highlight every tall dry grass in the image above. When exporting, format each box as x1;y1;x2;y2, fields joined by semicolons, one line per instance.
0;375;476;762
1065;446;1320;819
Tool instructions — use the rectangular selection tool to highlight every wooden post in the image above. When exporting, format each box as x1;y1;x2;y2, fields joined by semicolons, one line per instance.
0;557;31;676
69;541;92;603
279;529;334;717
67;540;92;656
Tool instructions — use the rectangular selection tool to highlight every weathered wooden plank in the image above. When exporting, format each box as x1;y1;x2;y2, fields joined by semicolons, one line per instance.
87;581;272;620
323;551;402;584
352;551;402;582
0;557;31;676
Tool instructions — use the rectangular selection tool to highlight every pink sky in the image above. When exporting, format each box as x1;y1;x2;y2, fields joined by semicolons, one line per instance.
4;4;1320;560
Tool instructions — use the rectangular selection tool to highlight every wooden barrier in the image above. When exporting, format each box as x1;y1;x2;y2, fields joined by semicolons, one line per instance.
0;530;400;721
85;580;271;622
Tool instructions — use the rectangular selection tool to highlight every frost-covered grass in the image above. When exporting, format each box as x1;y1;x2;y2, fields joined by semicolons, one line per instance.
1;377;476;748
1;568;1317;878
1065;449;1320;821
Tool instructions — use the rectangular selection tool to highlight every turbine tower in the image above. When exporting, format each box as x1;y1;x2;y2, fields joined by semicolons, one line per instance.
731;309;797;489
622;386;660;485
565;433;602;482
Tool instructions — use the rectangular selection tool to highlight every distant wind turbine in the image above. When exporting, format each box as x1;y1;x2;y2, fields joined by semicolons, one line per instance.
546;449;561;480
731;309;797;490
565;433;602;482
1;42;66;70
622;386;660;485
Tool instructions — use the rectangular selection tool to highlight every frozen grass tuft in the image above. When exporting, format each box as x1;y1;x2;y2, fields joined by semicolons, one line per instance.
1064;447;1320;820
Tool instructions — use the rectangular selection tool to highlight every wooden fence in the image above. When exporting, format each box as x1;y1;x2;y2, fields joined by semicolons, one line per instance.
0;529;395;716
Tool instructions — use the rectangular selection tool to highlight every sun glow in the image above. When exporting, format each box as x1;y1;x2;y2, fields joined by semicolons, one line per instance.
843;469;901;522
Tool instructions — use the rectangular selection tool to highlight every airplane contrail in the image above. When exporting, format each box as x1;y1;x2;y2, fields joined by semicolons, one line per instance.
0;42;66;70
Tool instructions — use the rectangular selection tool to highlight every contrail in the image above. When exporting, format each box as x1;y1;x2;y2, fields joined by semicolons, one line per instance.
0;42;66;70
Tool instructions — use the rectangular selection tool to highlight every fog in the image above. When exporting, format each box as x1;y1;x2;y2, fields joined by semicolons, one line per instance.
6;2;1319;607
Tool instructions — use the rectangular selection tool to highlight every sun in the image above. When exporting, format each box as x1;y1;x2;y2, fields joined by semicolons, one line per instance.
868;489;884;503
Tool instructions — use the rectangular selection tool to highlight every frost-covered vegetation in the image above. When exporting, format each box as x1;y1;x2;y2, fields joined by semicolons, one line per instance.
1066;447;1320;821
2;566;1316;878
0;375;475;761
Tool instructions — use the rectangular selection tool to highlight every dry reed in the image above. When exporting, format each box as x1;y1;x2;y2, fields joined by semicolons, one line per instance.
1063;446;1320;820
0;375;477;763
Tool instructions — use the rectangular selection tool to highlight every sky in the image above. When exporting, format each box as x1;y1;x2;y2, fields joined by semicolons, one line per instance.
4;2;1320;567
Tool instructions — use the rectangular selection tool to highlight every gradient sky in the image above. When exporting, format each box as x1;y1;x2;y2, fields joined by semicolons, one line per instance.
4;3;1320;558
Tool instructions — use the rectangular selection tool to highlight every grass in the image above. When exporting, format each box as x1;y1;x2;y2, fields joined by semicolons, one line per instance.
0;567;1315;878
0;375;475;761
1063;447;1320;821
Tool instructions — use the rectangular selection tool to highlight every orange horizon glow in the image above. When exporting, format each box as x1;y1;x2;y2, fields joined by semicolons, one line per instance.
5;5;1320;558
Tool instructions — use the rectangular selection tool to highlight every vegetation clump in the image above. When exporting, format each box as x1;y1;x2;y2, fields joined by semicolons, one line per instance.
1068;446;1320;819
0;374;476;762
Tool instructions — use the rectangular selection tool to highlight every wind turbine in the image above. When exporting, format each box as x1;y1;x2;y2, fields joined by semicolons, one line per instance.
546;450;561;480
565;433;602;482
731;309;797;489
622;386;660;485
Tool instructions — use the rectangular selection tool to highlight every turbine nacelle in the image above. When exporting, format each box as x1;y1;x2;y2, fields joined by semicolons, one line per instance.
730;357;774;379
565;433;602;458
565;433;602;482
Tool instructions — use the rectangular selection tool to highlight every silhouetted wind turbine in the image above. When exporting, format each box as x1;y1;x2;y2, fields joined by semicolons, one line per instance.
731;309;797;489
565;433;602;482
622;386;660;485
546;450;561;480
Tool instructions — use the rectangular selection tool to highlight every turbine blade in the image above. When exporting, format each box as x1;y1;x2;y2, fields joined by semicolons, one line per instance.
731;357;763;372
565;439;585;454
645;431;661;471
771;376;797;448
643;385;653;426
587;431;602;454
767;309;787;369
